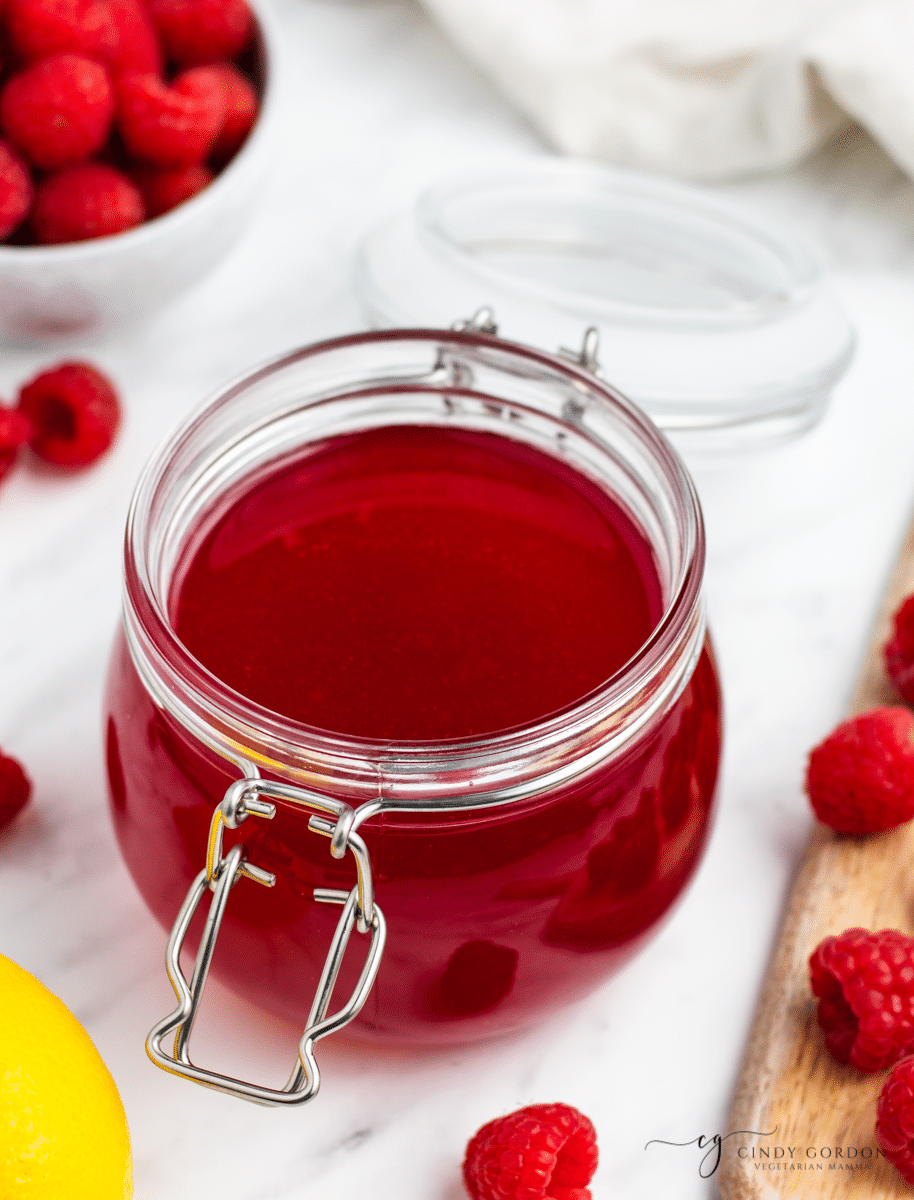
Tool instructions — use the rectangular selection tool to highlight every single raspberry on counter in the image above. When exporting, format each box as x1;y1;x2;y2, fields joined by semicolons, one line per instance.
17;360;121;466
809;927;914;1071
148;0;252;66
0;750;31;828
886;595;914;706
877;1056;914;1185
463;1103;598;1200
0;403;34;483
804;707;914;834
115;67;224;166
31;161;144;242
0;139;32;238
198;62;255;162
132;161;211;216
0;53;114;170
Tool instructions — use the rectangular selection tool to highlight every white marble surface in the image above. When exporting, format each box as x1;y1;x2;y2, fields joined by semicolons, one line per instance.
3;2;914;1197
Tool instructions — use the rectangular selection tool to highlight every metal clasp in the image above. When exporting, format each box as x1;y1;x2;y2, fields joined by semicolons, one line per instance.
452;306;498;335
559;326;603;377
452;309;603;379
146;780;386;1106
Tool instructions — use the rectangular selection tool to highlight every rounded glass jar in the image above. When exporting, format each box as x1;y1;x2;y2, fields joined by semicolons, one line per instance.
106;327;722;1055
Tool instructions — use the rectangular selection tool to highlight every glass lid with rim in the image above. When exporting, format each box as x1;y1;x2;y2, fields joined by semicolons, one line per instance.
354;159;855;461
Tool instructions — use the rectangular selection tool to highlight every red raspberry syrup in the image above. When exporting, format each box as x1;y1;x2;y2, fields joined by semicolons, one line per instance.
106;424;721;1044
178;426;661;738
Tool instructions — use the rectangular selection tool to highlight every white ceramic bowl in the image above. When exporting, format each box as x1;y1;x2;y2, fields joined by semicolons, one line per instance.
0;0;283;341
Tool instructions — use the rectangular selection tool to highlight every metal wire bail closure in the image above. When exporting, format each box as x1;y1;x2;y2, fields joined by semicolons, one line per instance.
146;779;387;1106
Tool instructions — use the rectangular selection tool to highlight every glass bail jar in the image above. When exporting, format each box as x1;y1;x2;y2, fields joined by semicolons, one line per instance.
105;320;722;1106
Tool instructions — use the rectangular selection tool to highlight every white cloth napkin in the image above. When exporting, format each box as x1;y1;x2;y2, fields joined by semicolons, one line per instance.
419;0;914;180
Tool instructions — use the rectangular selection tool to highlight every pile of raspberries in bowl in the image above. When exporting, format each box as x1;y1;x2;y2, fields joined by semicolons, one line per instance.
0;0;280;339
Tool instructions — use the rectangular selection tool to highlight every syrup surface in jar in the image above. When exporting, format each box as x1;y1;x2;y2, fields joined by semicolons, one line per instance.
174;425;662;739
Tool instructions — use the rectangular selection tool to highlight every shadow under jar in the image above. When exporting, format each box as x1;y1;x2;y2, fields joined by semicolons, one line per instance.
105;328;721;1098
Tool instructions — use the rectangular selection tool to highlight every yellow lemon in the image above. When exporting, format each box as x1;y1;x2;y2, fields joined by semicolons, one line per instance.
0;954;132;1198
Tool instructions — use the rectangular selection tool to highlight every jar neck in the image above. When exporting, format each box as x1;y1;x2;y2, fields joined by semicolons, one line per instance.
123;329;707;809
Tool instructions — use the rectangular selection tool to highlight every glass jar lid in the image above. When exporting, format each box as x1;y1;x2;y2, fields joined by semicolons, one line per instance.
355;159;855;461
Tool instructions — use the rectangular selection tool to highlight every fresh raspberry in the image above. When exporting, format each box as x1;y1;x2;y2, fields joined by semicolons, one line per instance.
115;67;224;166
809;928;914;1071
0;403;34;483
0;750;31;828
31;161;143;242
877;1056;914;1185
804;707;914;834
17;360;121;466
132;161;211;216
5;0;162;74
463;1103;598;1200
148;0;252;66
199;62;255;162
105;0;162;74
5;0;118;66
0;139;32;238
0;53;113;170
886;595;914;705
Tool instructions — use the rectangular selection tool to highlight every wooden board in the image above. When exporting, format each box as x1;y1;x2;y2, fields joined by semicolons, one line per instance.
720;513;914;1198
